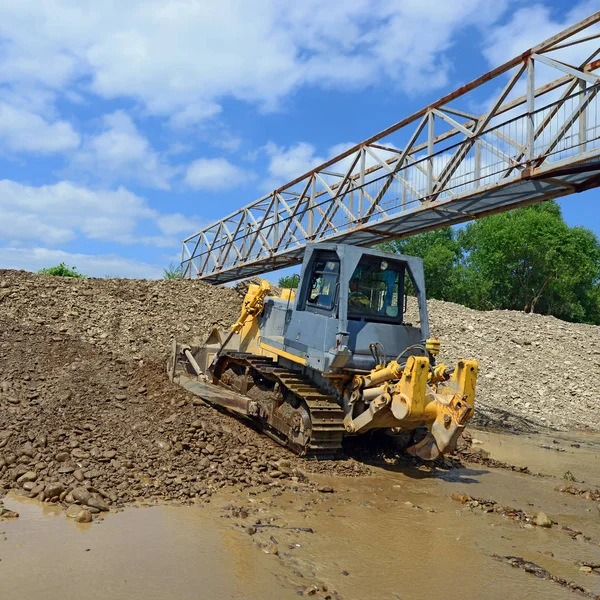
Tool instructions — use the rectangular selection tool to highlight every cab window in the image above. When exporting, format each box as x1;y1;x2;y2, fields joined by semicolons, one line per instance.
306;259;339;311
348;259;404;321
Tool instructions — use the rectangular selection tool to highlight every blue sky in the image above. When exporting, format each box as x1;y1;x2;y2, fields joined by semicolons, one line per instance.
0;0;598;279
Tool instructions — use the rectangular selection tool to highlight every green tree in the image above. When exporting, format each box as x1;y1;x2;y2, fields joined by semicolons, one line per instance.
378;229;462;300
278;273;300;289
163;261;184;280
378;201;600;324
38;263;86;278
459;202;600;323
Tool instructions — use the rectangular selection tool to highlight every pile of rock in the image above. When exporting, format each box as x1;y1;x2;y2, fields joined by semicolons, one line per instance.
0;270;241;362
0;268;598;519
0;314;366;517
2;269;598;432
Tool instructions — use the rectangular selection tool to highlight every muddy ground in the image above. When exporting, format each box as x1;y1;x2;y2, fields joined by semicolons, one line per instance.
2;430;600;600
0;270;599;598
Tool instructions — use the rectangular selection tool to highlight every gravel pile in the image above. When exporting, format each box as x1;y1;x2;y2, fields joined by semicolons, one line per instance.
406;298;600;432
0;270;241;362
0;271;365;513
0;269;598;516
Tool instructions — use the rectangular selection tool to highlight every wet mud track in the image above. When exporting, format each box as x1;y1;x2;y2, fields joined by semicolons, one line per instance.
3;429;600;600
214;429;600;599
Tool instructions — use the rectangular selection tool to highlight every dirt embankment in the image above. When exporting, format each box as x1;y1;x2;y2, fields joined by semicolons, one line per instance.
0;269;598;517
1;268;598;434
0;270;242;362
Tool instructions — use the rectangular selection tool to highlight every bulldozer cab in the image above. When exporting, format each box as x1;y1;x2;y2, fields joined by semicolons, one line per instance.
260;243;430;373
346;257;404;322
296;244;427;325
304;253;407;321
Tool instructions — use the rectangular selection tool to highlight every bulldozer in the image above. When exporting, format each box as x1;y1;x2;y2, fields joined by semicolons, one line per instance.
169;243;478;460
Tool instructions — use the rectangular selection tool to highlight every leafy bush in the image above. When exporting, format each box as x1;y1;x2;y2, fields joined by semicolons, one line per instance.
163;261;184;280
38;263;86;278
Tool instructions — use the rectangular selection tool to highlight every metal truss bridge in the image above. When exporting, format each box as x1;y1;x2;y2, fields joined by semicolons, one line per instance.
182;13;600;283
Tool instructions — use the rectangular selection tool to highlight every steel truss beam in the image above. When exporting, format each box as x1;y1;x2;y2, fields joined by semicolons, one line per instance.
181;12;600;283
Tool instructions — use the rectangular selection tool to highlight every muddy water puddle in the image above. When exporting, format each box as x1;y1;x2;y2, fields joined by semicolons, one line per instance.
470;429;600;484
217;429;600;599
2;429;600;600
0;496;297;599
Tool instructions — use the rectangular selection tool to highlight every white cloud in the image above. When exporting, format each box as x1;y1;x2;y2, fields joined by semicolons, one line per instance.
474;3;600;124
327;142;357;158
0;179;153;245
212;134;243;153
263;142;325;190
262;140;382;190
71;110;176;190
0;0;511;120
184;158;255;190
483;2;600;72
0;84;61;122
0;102;79;153
168;102;222;129
0;246;163;279
0;211;73;246
156;213;204;236
0;179;197;248
166;142;194;156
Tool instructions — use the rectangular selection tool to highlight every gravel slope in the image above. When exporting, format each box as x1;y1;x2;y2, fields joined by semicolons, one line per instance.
1;268;598;436
0;271;368;513
407;298;600;432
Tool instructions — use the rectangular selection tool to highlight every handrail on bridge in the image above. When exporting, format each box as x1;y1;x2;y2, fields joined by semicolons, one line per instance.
181;12;600;283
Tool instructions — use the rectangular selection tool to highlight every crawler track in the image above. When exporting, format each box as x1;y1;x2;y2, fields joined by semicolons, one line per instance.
217;352;345;459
